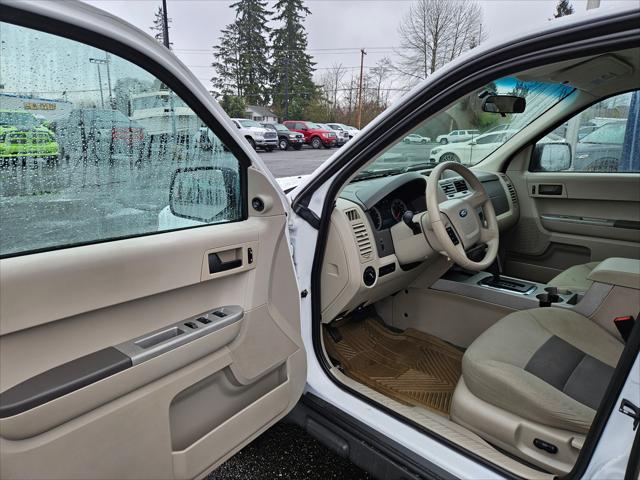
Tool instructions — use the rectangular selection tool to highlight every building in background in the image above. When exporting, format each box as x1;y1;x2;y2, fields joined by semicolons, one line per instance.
245;105;278;123
0;93;73;122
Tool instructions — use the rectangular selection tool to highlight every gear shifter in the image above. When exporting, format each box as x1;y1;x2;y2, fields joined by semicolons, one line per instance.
479;255;535;294
486;255;503;282
402;210;421;235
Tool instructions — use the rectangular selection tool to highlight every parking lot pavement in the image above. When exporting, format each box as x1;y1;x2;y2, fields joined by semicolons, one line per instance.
208;422;371;480
258;142;435;178
258;146;335;177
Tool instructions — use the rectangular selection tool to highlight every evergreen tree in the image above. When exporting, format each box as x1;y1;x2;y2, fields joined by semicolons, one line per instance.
150;6;172;47
212;24;242;96
211;0;272;105
553;0;574;18
270;0;315;119
220;95;247;118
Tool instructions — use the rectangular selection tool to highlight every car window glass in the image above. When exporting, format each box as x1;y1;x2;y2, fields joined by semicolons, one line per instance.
353;76;573;178
0;22;243;257
475;133;499;144
531;90;639;173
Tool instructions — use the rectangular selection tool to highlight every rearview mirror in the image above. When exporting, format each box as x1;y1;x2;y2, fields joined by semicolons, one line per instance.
169;166;239;223
482;95;526;114
531;142;572;172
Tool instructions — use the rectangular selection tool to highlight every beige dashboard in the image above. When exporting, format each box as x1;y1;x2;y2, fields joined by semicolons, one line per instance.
320;171;520;323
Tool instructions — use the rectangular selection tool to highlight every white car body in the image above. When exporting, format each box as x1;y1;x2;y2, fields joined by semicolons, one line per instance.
430;130;564;166
231;118;278;149
2;3;637;480
403;133;431;144
430;130;516;165
435;129;480;144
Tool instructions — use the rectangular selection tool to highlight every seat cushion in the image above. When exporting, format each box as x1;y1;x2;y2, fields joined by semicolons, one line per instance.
462;308;623;433
547;261;600;292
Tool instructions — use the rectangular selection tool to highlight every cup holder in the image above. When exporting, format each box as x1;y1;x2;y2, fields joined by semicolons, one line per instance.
537;288;562;307
546;286;572;296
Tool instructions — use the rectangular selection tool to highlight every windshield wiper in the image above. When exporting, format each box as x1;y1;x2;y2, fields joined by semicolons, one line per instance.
351;167;403;182
402;162;437;172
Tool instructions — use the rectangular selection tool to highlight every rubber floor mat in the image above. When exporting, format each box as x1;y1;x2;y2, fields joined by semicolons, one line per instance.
324;318;462;415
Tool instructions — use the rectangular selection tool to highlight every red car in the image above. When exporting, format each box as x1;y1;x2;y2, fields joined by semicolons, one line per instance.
283;120;337;149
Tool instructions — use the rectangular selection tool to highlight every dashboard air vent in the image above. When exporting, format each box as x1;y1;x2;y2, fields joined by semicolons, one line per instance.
453;179;468;193
501;174;518;204
345;209;360;221
351;222;373;259
441;181;456;196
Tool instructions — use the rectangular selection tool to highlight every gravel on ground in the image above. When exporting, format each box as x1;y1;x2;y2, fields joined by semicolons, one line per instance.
207;422;371;480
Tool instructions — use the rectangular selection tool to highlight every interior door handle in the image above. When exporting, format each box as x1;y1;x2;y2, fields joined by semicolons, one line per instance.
208;253;242;274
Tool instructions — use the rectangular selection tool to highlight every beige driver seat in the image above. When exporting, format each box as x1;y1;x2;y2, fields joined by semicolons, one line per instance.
451;307;624;474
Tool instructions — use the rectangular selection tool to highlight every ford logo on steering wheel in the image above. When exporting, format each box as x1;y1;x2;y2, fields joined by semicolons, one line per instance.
459;209;468;218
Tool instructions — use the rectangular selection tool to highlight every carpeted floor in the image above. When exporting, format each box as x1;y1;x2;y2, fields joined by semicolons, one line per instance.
324;317;463;415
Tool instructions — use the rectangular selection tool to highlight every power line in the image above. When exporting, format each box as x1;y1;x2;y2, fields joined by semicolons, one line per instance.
174;46;400;53
187;64;381;71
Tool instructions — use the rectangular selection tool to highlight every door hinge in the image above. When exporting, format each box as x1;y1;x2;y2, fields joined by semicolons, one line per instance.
619;398;640;430
293;202;320;230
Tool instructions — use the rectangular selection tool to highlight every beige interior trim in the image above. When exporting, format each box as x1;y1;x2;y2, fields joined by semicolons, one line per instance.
588;258;640;290
320;198;431;323
0;167;306;480
330;367;554;480
451;378;584;476
389;287;514;349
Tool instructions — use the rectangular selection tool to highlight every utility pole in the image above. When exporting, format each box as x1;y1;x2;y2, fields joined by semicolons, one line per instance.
104;52;113;108
89;57;107;108
161;0;171;49
356;48;366;129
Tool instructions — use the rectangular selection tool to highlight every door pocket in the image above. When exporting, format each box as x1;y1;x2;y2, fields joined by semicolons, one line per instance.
169;364;287;451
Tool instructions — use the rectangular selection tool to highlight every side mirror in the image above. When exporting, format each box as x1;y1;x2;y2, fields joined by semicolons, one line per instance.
531;142;572;172
301;126;308;131
482;95;526;114
169;166;239;223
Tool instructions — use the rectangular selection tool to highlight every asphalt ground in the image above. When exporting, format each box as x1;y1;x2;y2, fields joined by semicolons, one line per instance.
208;422;371;480
258;142;435;178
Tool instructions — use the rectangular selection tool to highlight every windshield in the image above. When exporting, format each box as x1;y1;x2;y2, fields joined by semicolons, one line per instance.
239;119;261;128
356;77;573;179
305;122;321;129
580;122;627;144
0;111;39;129
272;123;289;131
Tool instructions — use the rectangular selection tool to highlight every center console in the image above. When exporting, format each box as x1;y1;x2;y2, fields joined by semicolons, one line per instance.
433;269;586;312
432;258;640;341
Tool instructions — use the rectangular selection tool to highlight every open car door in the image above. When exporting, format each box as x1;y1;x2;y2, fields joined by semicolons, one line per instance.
0;2;306;479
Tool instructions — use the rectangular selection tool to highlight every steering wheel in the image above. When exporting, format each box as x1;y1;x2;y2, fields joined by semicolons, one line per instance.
425;162;499;271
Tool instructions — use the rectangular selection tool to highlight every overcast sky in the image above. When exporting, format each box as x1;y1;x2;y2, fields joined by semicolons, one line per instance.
85;0;634;91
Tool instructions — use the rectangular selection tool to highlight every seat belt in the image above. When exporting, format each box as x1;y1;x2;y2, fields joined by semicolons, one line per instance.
614;315;637;343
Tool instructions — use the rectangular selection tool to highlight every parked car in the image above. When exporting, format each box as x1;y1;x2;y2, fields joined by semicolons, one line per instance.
403;133;431;144
55;108;144;164
430;130;565;165
316;123;348;146
573;121;627;172
0;110;59;166
231;118;277;151
260;122;304;151
435;129;480;144
283;120;337;148
2;4;639;480
430;130;516;165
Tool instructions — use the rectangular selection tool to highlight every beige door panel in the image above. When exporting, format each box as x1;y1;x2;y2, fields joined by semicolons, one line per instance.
0;167;305;479
505;156;640;280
